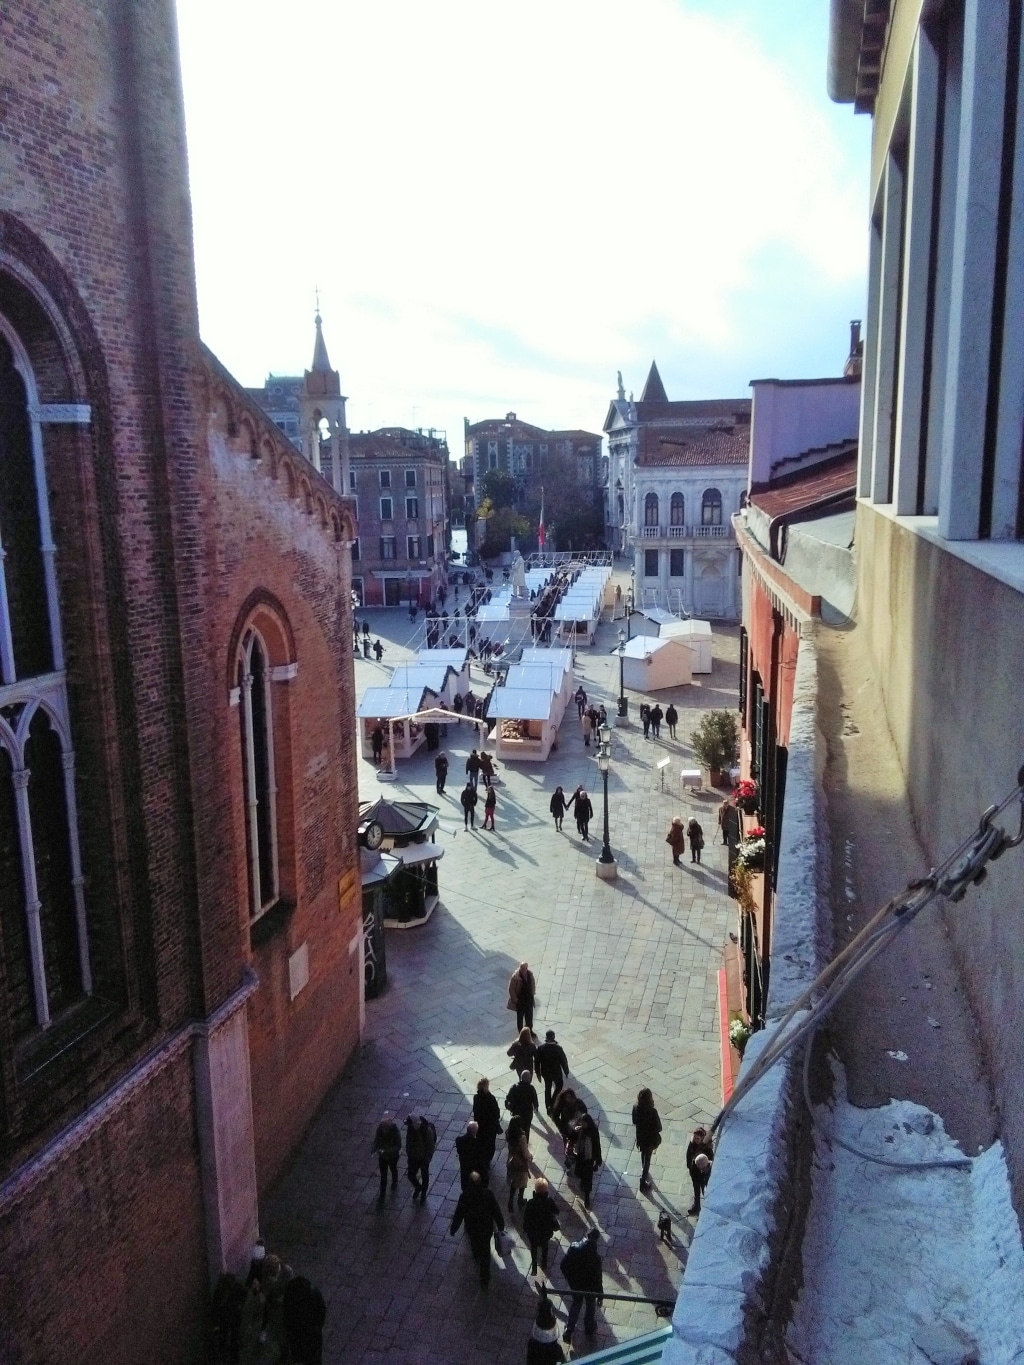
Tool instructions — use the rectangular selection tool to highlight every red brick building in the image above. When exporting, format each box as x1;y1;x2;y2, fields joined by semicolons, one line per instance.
0;5;362;1362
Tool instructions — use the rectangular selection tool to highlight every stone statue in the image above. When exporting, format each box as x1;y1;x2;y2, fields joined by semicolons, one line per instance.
510;552;528;598
616;370;625;400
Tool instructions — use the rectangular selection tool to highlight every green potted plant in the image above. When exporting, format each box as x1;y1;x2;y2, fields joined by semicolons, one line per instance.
689;710;739;787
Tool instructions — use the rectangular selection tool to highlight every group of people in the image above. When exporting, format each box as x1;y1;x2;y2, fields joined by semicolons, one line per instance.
210;1241;326;1365
667;815;705;865
548;785;593;840
639;701;678;740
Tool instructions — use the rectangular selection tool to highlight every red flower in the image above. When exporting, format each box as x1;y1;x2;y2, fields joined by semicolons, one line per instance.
747;826;765;839
734;778;757;798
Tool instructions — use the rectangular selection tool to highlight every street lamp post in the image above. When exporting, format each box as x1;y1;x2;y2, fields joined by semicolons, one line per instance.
616;629;627;721
595;725;617;880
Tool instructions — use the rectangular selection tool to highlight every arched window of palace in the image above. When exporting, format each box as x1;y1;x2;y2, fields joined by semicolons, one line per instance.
644;492;659;527
701;487;723;526
670;492;685;526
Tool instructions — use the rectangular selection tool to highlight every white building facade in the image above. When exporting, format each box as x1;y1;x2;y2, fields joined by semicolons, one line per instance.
604;364;750;620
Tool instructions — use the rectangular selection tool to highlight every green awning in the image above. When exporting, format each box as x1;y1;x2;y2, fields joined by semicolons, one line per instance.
574;1325;673;1363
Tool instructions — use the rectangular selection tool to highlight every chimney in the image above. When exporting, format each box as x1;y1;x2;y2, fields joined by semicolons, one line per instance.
844;319;863;379
506;412;516;421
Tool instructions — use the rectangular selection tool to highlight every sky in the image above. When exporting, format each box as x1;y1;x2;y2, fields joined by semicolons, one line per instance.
174;0;871;456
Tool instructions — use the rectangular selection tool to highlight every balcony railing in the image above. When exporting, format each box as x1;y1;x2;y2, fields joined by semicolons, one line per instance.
637;523;730;540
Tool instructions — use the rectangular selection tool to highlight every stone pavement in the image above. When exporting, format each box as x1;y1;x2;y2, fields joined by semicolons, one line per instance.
262;586;740;1364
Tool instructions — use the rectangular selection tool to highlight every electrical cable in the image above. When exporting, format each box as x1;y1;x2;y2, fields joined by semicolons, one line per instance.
710;765;1024;1156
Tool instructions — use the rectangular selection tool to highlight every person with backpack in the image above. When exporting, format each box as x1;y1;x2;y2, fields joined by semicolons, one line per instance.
686;816;704;864
522;1177;561;1277
631;1088;663;1192
506;1069;540;1143
449;1171;506;1288
405;1114;437;1204
569;1105;602;1211
560;1228;603;1345
371;1113;402;1204
535;1030;570;1114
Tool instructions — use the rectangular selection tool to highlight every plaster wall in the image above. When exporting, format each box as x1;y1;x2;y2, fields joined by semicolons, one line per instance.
854;502;1024;1213
749;380;860;487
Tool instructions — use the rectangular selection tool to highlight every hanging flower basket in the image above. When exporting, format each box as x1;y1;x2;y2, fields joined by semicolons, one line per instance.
734;778;759;816
735;826;766;872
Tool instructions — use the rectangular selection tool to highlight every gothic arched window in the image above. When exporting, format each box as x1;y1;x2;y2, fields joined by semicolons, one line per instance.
644;492;659;527
238;628;280;917
0;325;90;1032
701;487;723;526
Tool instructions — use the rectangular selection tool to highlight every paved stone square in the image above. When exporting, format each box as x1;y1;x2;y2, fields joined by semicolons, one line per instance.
262;587;739;1363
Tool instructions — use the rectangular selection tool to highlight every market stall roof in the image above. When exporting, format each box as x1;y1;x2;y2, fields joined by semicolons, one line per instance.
490;688;556;719
357;685;434;718
503;663;565;691
415;648;468;670
641;607;683;628
521;646;572;669
660;618;712;641
617;635;672;660
388;663;457;694
358;798;439;838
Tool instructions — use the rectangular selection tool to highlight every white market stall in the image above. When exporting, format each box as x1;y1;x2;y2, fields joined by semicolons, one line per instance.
490;664;570;763
660;618;713;673
619;634;693;691
357;685;435;762
414;648;471;697
388;661;462;709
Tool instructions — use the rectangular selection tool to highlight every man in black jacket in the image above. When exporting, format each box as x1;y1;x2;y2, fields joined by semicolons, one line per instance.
455;1120;488;1190
450;1172;505;1287
535;1030;570;1114
561;1228;603;1343
506;1070;540;1142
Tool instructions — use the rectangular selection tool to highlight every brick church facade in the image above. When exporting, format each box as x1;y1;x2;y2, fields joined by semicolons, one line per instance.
0;5;362;1362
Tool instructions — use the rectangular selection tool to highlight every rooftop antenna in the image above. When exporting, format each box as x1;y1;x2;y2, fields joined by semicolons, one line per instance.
314;285;321;316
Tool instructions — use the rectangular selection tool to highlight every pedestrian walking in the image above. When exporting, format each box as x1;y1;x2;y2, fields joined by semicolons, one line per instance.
480;750;495;787
571;787;593;841
466;748;482;789
455;1120;488;1191
473;1077;503;1164
569;1104;602;1210
574;685;587;719
434;751;449;794
686;816;704;864
666;816;685;866
527;1294;566;1364
551;1087;581;1151
650;704;663;738
506;1069;541;1143
631;1088;663;1191
507;961;537;1031
507;1025;538;1079
449;1171;506;1288
535;1030;570;1114
560;1229;603;1344
461;782;479;829
373;638;384;662
371;1113;402;1204
686;1125;714;1215
640;703;651;739
362;620;370;639
549;785;567;831
665;703;678;739
483;784;497;830
597;703;607;728
523;1178;561;1277
718;797;735;845
505;1114;531;1212
370;725;384;765
282;1275;326;1365
405;1114;437;1203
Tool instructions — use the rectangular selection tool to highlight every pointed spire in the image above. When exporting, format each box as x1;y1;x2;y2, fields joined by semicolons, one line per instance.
640;360;668;404
311;310;333;373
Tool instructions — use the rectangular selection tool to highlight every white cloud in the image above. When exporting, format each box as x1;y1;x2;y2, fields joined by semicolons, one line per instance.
175;0;869;443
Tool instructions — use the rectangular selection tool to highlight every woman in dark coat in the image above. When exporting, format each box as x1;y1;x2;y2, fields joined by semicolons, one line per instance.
522;1178;561;1276
631;1088;663;1191
473;1077;503;1163
551;1087;580;1148
549;786;567;832
507;1026;537;1078
686;817;704;864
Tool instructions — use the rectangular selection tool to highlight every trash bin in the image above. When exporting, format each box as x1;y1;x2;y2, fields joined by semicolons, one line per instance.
617;695;629;717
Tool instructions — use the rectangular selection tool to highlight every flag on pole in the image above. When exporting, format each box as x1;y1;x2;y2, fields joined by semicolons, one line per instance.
538;486;546;549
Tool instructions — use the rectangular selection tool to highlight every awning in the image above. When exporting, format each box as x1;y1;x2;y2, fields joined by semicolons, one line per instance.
392;842;445;867
574;1326;672;1363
